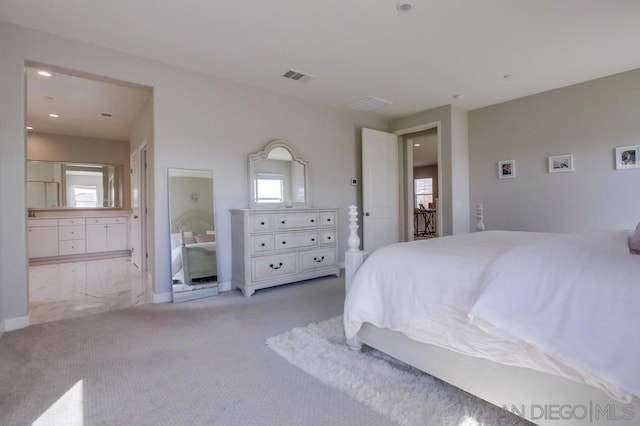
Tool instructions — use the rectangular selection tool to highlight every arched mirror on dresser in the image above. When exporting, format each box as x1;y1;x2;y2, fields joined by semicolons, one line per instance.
231;140;339;297
248;139;310;209
168;168;219;303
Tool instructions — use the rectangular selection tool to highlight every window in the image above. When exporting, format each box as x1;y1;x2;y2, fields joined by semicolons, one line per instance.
414;178;433;208
72;185;98;207
255;173;284;203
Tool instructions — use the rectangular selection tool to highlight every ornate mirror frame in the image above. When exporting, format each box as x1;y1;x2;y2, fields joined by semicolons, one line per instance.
248;139;310;209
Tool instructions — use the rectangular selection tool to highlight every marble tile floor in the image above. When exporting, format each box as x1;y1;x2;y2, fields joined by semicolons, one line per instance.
29;256;152;325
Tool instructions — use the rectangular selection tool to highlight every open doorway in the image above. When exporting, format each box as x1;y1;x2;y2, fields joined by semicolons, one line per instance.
25;62;154;324
402;127;440;241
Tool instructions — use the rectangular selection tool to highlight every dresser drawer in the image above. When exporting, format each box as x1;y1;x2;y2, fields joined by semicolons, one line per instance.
319;211;337;227
275;231;318;251
58;225;86;241
320;229;336;245
58;218;86;226
273;212;319;230
299;248;336;272
250;234;273;254
252;253;297;281
86;216;128;225
251;214;272;232
59;240;86;255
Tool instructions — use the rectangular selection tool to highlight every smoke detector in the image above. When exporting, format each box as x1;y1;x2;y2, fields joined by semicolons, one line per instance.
397;2;414;12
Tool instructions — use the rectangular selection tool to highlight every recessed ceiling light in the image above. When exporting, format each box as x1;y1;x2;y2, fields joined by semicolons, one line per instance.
26;126;33;131
37;70;52;77
397;2;414;12
453;94;464;99
48;113;60;118
413;143;421;147
503;74;513;79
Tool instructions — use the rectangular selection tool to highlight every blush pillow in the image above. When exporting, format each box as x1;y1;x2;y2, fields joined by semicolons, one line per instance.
194;234;215;243
629;222;640;254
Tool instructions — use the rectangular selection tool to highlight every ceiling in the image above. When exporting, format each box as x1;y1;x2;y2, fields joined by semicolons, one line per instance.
26;68;151;141
407;131;438;167
3;1;640;119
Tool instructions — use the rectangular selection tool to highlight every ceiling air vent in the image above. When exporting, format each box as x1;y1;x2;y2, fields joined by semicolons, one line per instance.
347;96;392;112
101;112;112;118
282;69;314;82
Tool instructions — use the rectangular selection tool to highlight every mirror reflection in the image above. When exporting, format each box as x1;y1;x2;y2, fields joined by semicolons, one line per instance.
168;168;219;302
249;140;309;208
27;161;123;208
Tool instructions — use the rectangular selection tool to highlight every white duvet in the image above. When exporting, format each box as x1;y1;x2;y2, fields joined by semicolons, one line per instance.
470;230;640;399
344;230;640;401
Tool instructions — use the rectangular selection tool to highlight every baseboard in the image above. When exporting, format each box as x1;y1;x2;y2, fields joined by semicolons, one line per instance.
218;281;232;292
4;316;30;332
153;292;172;303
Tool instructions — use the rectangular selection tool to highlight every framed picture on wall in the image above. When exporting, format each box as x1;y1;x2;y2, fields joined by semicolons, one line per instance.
548;154;574;173
498;160;516;179
615;145;639;170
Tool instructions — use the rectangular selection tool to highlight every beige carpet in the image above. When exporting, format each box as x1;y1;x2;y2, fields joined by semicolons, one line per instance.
0;276;396;426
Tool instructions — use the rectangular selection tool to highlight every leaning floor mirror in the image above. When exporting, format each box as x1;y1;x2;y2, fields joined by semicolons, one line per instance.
168;168;219;303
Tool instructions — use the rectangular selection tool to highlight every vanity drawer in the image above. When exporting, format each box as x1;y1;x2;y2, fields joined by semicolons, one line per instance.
252;253;297;281
275;231;318;251
28;219;58;227
86;216;128;225
250;234;273;254
274;212;319;230
58;218;86;226
320;229;336;245
319;211;337;227
59;240;86;255
58;225;86;241
299;248;336;272
251;214;272;232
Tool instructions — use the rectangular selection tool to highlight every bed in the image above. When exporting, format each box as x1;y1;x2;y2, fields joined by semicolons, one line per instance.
170;210;217;285
344;205;640;425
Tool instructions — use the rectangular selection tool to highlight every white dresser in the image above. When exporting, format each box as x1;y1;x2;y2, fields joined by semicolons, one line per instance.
230;208;340;296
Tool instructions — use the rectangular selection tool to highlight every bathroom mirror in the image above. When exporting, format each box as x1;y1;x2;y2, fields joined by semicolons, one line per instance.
248;140;310;209
168;168;219;303
27;160;123;209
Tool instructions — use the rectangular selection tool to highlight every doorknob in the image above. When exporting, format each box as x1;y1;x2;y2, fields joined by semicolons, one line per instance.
365;212;370;216
134;215;139;219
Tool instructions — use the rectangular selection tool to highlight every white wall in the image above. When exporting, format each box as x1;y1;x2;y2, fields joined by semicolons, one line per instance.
469;68;640;232
0;22;387;325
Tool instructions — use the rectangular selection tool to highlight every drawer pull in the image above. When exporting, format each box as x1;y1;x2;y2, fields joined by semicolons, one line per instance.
281;220;286;224
326;218;331;222
327;236;332;240
282;241;287;245
310;219;315;223
261;243;266;247
313;256;325;263
260;221;265;225
269;262;283;270
311;238;315;242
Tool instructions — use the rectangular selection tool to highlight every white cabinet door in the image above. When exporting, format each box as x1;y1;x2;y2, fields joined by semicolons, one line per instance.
107;223;128;251
86;224;108;253
28;226;59;258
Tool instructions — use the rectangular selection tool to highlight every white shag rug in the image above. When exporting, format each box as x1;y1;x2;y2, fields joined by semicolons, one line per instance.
266;316;531;426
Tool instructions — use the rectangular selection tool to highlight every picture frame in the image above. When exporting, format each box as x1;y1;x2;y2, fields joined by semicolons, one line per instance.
615;145;639;170
548;154;574;173
498;160;516;179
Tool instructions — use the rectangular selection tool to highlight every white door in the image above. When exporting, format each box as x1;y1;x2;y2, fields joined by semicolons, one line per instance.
130;148;141;268
362;128;400;252
28;226;59;258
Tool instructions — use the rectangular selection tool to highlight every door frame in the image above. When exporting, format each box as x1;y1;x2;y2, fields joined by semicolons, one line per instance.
131;140;149;273
393;121;442;241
